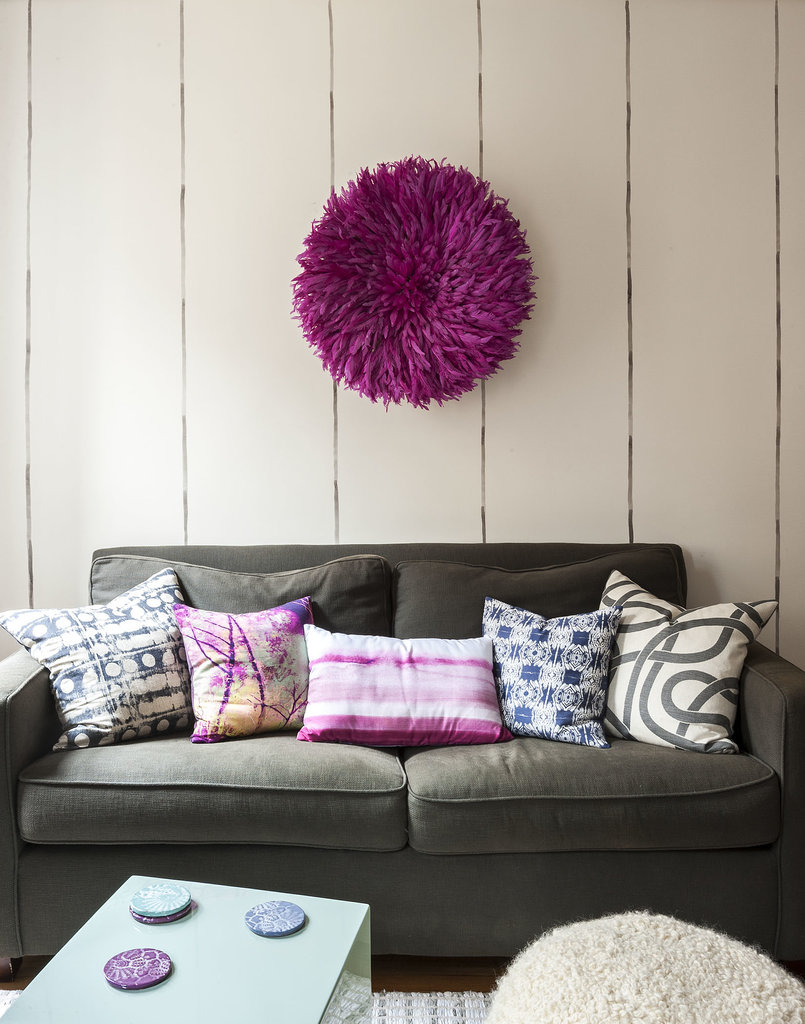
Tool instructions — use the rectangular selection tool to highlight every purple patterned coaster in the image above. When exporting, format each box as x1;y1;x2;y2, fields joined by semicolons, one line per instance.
244;900;306;937
104;948;172;991
130;901;194;925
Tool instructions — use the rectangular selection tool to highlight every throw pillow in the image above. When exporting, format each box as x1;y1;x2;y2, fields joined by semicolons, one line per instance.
297;625;511;747
173;597;313;743
600;570;778;753
0;568;192;750
482;597;622;748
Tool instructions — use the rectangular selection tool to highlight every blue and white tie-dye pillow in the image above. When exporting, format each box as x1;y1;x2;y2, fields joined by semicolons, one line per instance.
482;597;622;749
0;568;192;750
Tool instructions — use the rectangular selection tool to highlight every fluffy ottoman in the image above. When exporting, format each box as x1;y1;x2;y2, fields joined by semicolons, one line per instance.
486;912;805;1024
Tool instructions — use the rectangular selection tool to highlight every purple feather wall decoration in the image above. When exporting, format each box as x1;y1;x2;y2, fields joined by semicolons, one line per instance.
292;157;536;409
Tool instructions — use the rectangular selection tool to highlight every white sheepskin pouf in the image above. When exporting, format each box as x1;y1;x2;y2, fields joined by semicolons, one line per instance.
486;912;805;1024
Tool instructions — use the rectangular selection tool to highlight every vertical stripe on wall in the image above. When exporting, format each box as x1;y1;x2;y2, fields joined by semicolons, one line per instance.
483;0;627;543
25;0;34;605
29;0;185;606
630;0;776;611
332;381;340;544
778;0;805;671
182;0;333;546
179;0;189;545
773;0;782;652
329;0;340;544
0;0;30;656
625;0;634;545
477;0;487;543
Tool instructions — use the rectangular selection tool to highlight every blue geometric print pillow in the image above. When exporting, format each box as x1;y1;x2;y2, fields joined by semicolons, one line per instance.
0;568;192;750
482;597;622;748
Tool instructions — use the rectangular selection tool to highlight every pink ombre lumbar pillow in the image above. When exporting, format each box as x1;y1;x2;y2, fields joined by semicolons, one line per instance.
297;624;511;747
174;597;313;743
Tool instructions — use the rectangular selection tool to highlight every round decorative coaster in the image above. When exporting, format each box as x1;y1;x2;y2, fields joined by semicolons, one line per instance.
129;882;191;919
103;948;172;991
130;901;193;926
244;900;306;937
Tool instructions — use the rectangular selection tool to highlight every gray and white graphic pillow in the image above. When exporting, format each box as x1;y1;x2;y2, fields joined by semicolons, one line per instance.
0;568;192;750
600;570;776;753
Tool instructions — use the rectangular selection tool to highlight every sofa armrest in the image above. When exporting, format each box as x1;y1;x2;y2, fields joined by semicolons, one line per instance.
739;642;805;959
0;650;60;957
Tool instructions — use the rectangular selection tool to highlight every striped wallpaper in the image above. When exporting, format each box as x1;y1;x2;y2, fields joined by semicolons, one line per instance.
0;0;803;671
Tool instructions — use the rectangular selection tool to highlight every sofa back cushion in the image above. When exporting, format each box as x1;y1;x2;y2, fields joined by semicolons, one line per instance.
91;542;685;642
393;546;686;639
91;541;687;577
90;554;392;636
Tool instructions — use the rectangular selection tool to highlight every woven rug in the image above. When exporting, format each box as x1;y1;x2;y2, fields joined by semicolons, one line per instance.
373;991;491;1022
0;992;18;1017
0;988;490;1021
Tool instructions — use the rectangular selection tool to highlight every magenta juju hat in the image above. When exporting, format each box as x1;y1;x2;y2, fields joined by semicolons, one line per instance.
292;157;536;409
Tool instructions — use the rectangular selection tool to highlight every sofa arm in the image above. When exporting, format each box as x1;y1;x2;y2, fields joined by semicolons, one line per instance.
739;642;805;959
0;649;60;957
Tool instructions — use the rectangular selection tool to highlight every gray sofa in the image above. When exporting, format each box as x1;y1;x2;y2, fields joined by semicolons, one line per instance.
2;541;804;969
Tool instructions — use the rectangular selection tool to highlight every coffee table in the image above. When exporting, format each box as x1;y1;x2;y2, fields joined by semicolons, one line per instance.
4;875;371;1022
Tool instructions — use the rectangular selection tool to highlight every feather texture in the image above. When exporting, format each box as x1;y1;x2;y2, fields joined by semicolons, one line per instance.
292;157;536;409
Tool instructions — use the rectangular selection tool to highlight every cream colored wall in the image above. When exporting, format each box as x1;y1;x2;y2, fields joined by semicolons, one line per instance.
1;0;803;669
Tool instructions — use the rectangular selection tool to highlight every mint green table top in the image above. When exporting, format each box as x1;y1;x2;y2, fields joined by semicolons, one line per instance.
5;875;371;1022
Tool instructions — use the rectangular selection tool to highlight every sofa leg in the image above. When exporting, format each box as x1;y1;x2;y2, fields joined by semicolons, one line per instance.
0;957;21;982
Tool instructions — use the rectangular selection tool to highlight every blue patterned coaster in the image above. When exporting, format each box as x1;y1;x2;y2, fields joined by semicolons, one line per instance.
129;882;191;919
244;900;306;937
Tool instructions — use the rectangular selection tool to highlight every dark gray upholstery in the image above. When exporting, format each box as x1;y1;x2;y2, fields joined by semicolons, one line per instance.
91;541;688;587
2;540;804;965
392;546;685;638
90;553;393;635
739;643;805;957
15;844;780;958
18;735;407;850
402;738;778;854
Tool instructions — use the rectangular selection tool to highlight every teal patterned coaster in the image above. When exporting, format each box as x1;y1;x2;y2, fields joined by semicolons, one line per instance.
129;882;192;919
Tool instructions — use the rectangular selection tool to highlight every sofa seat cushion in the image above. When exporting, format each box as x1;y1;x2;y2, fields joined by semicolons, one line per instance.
18;734;407;851
402;738;779;854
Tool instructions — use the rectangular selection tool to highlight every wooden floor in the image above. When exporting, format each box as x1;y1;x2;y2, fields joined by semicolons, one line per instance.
372;956;509;993
0;957;49;992
1;954;509;994
6;953;804;995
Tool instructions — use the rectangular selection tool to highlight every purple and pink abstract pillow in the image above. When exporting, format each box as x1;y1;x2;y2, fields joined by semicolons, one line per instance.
173;597;313;743
297;624;511;747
